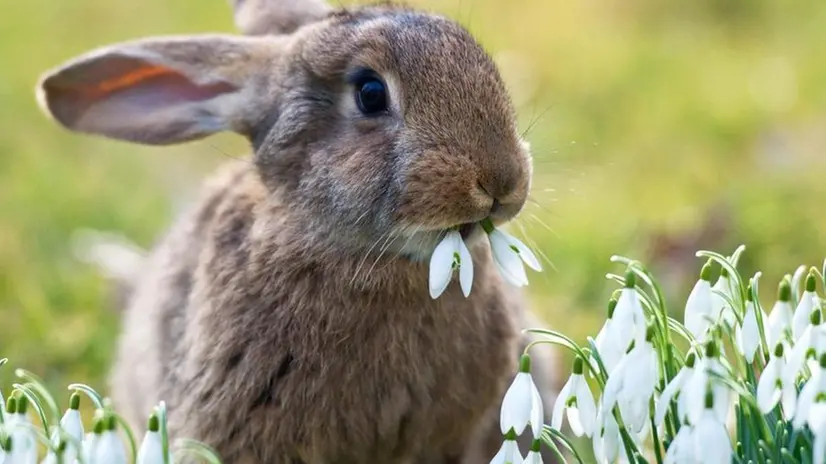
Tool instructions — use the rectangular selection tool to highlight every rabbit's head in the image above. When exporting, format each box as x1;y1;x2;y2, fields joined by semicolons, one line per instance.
36;0;532;261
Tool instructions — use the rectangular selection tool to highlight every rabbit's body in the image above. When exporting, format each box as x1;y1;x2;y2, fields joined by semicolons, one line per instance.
114;161;521;463
37;1;560;462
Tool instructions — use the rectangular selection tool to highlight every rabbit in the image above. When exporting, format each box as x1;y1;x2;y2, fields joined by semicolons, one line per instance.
35;0;561;462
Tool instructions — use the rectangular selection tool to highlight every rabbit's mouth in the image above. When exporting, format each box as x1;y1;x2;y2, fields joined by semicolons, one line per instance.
458;223;478;240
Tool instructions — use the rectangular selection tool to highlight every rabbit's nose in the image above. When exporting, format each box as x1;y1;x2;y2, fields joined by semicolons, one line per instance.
476;167;528;220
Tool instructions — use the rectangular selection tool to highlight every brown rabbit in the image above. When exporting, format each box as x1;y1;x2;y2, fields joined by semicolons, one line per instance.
36;0;559;462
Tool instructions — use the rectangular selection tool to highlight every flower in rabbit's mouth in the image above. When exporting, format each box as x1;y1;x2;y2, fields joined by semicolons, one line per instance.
429;229;474;299
428;219;542;299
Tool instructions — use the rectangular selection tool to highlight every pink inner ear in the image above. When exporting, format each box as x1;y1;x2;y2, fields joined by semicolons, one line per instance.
42;55;238;142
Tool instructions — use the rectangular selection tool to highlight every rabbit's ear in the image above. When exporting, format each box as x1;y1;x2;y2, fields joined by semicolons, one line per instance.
36;35;278;145
228;0;330;36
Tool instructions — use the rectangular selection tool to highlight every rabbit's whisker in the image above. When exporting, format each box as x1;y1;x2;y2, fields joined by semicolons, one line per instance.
350;229;393;286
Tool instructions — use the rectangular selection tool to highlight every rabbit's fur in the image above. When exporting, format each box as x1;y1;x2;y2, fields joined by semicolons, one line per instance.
36;1;559;462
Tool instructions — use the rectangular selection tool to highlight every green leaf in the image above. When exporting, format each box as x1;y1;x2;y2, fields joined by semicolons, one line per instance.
542;426;585;464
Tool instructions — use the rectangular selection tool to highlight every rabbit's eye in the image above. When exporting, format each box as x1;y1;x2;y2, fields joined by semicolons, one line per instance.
355;77;388;115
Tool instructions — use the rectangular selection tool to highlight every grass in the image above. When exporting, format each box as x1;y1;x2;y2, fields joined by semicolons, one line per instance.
1;0;826;410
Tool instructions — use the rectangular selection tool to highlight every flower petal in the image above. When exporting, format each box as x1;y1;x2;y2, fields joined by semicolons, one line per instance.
489;230;528;286
793;292;815;340
757;358;781;414
684;280;713;340
575;377;597;437
429;232;459;299
737;303;761;363
655;369;686;426
551;377;572;431
529;381;544;439
457;235;474;297
693;411;731;463
566;407;586;437
137;431;167;464
504;232;542;271
501;372;534;435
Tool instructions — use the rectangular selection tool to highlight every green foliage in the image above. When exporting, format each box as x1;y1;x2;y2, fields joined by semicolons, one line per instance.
2;0;826;407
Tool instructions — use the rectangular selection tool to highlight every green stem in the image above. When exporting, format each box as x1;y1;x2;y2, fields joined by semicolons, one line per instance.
650;416;665;464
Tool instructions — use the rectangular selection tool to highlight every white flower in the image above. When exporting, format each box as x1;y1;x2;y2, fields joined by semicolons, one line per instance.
684;342;730;425
490;431;524;464
692;406;732;463
137;414;169;464
592;406;621;464
736;291;766;363
809;402;826;464
684;265;714;341
711;270;737;328
757;343;796;415
655;353;697;427
484;221;542;287
428;230;473;298
524;440;543;464
664;424;695;464
8;398;37;464
766;280;794;348
784;309;825;389
551;357;596;437
794;355;826;430
591;300;624;376
602;327;658;433
611;273;648;353
501;355;544;438
82;431;99;464
793;273;818;340
94;417;128;464
45;394;85;463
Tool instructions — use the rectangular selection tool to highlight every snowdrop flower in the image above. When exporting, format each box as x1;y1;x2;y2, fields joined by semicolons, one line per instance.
809;401;826;464
711;268;738;328
757;343;796;415
41;440;70;464
429;230;473;298
500;354;544;438
794;354;826;430
785;308;824;388
95;415;128;464
138;413;170;464
692;391;732;463
792;272;818;340
551;357;596;437
592;406;621;464
603;326;658;434
8;396;37;464
591;299;624;376
83;417;105;464
524;440;543;464
45;394;85;463
736;285;767;363
684;262;714;341
655;352;697;426
684;341;729;425
0;436;9;464
481;219;542;287
664;424;695;464
490;429;523;464
766;279;794;349
611;272;648;354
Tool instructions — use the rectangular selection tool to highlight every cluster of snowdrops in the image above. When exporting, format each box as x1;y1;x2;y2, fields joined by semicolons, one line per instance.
474;243;826;464
0;363;220;464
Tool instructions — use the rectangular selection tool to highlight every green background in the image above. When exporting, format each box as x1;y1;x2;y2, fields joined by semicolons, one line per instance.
1;0;825;420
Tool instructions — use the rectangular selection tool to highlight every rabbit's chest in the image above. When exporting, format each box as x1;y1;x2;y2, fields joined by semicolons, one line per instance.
210;287;520;462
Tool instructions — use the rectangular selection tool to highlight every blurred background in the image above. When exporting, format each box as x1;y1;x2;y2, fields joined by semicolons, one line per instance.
2;0;826;436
